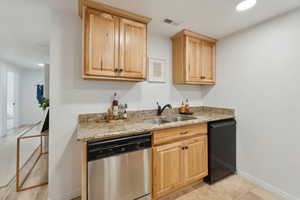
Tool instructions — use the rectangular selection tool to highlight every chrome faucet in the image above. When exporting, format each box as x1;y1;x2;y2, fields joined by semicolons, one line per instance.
157;102;172;116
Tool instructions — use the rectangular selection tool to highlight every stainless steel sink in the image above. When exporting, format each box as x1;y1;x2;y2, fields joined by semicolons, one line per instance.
144;118;170;125
144;116;197;125
164;116;197;122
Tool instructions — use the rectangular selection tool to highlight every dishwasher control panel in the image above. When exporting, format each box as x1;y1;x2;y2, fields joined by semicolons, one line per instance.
87;133;152;161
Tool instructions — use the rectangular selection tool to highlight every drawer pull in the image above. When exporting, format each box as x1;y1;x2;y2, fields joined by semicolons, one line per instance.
180;131;188;135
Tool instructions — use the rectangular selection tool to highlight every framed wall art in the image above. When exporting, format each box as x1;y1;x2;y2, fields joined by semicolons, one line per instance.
148;57;166;83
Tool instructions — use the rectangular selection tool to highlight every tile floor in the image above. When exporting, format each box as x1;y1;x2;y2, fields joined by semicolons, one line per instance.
159;175;283;200
2;175;284;200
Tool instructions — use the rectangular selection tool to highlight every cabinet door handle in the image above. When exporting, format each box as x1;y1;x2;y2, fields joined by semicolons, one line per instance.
200;76;206;79
114;69;123;73
100;58;103;70
182;146;189;150
180;131;188;135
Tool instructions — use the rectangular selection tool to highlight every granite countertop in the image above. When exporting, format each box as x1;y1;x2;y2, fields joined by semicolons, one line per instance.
77;106;235;142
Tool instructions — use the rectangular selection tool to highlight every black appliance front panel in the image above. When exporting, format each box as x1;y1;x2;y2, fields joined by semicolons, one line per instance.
205;119;236;184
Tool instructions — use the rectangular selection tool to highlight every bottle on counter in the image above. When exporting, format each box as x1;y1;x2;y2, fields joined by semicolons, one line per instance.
123;110;128;119
180;101;185;113
107;107;113;121
112;92;119;119
123;104;128;119
185;99;190;113
118;104;125;119
118;104;122;118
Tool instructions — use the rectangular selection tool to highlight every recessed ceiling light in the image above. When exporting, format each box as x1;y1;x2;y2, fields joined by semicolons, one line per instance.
236;0;257;12
37;63;45;67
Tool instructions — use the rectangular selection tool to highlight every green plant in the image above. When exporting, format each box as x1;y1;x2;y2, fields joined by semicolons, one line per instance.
38;98;49;111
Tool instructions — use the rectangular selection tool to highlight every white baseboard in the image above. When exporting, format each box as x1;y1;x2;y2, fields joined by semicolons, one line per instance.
48;188;80;200
237;170;299;200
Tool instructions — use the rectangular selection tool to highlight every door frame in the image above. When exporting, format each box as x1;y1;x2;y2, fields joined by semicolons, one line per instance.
6;71;18;129
0;67;7;137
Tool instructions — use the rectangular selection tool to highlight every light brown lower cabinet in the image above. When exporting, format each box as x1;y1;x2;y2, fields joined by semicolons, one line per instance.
153;141;184;199
152;135;208;199
183;136;208;185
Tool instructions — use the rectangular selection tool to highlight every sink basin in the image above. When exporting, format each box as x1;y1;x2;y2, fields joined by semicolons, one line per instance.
164;116;197;122
144;116;197;125
143;118;170;125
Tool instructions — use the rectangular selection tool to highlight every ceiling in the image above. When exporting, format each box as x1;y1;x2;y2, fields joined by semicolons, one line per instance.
94;0;300;38
0;0;49;69
13;0;300;68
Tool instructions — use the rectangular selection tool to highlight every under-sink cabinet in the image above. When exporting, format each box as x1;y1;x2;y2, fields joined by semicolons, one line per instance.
80;1;151;81
152;123;208;199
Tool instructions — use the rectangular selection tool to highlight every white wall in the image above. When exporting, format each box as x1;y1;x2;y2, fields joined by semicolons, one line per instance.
44;64;50;98
50;2;300;200
49;7;204;200
19;68;45;125
0;62;7;136
0;61;45;136
203;9;300;200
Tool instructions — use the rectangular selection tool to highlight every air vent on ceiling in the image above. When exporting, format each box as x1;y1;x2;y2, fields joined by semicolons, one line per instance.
163;18;181;26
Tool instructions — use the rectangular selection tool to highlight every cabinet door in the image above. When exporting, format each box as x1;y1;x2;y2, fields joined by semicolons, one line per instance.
84;9;119;77
119;18;147;79
153;142;184;199
186;37;202;82
201;41;215;83
183;136;208;184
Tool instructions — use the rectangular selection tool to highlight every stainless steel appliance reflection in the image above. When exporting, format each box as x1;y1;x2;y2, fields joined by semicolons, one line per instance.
88;133;152;200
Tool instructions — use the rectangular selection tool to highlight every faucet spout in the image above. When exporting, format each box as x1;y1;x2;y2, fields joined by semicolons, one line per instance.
157;104;172;116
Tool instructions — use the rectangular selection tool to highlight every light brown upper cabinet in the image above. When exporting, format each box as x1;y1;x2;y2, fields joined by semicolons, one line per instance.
80;1;151;81
84;9;119;78
119;18;147;79
171;29;217;85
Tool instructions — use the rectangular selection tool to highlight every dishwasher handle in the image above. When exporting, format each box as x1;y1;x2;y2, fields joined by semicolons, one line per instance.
87;133;152;162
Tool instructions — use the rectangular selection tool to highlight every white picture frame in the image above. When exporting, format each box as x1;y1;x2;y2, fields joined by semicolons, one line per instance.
148;57;166;83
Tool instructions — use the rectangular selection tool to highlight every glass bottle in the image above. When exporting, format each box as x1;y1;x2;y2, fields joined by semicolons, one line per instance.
112;92;119;118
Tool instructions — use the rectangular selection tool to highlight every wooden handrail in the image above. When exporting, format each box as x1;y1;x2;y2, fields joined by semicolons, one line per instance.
16;132;49;192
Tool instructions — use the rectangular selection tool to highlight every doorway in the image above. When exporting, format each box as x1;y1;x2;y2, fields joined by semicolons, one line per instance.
0;63;49;199
6;71;18;130
0;0;50;198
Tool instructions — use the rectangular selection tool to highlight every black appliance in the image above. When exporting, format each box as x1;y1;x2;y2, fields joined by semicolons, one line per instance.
204;119;236;184
41;110;49;132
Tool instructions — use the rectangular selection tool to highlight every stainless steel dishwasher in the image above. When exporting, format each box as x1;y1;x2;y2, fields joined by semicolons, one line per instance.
87;133;152;200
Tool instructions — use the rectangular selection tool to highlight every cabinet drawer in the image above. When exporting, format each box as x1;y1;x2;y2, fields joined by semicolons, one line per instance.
153;123;207;146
